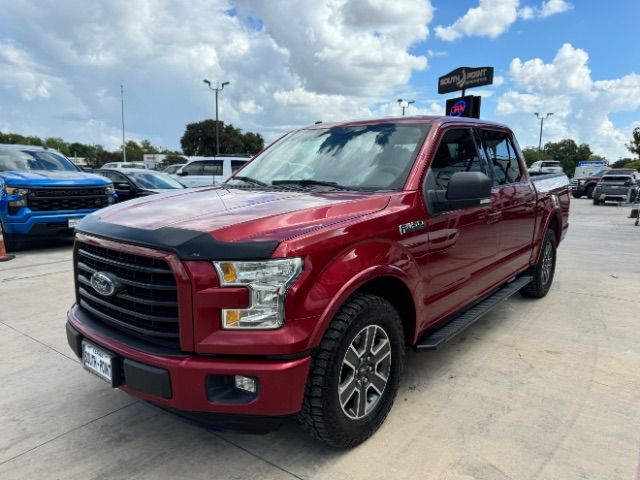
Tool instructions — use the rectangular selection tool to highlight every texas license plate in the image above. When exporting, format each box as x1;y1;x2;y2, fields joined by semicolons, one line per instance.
82;341;113;383
68;218;82;229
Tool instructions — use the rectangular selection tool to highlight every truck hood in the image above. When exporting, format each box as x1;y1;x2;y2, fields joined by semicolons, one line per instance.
91;186;390;243
0;170;110;187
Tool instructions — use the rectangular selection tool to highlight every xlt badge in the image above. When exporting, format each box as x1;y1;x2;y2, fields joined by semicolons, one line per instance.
399;220;425;235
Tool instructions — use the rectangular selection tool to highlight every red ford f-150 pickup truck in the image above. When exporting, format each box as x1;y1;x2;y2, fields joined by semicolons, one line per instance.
66;117;570;448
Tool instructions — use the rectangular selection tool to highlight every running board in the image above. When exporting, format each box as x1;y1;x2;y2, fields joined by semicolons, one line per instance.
414;276;533;351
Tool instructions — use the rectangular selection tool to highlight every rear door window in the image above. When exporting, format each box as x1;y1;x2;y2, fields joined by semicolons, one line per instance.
478;129;523;186
203;160;224;176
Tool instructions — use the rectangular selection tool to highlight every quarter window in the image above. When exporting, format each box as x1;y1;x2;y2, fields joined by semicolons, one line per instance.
479;130;523;185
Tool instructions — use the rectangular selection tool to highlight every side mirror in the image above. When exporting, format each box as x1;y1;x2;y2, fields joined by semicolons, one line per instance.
114;182;132;191
429;172;492;212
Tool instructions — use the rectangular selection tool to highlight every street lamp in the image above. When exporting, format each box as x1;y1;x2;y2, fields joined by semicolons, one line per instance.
120;84;126;162
203;79;230;156
534;112;553;154
397;99;415;116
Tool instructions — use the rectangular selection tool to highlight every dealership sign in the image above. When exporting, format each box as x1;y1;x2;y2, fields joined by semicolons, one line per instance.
445;95;481;119
438;66;494;94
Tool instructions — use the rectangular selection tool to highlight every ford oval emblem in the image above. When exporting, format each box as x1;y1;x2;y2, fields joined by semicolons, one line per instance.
90;271;119;297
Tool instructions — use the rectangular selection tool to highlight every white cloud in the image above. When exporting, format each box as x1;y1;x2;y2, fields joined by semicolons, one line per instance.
436;0;572;41
519;0;573;19
435;0;519;41
495;43;640;159
0;0;435;148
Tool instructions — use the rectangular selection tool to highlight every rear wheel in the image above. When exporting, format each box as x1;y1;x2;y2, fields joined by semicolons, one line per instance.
299;293;405;448
521;229;557;298
571;192;581;199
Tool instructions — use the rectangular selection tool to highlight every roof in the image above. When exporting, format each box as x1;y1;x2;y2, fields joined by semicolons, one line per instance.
303;115;511;131
0;143;49;151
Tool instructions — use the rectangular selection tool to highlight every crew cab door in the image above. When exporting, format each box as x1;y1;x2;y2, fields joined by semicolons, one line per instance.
476;128;536;275
421;127;500;324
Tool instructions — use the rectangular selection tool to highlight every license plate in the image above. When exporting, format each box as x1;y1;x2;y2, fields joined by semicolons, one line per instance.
82;341;113;383
68;218;82;229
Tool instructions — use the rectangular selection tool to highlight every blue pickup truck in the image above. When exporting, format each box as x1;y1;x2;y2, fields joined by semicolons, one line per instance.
0;144;117;251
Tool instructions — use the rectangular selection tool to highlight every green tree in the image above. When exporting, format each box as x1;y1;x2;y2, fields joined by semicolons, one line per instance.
45;137;70;155
611;158;634;168
140;139;159;153
522;147;543;167
124;140;144;163
623;160;640;171
542;139;592;175
626;127;640;159
180;120;264;156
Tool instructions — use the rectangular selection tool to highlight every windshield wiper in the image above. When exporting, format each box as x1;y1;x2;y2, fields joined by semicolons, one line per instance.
272;179;354;190
230;175;268;187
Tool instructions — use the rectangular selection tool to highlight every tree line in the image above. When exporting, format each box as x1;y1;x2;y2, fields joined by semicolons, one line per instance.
0;119;265;168
521;127;640;175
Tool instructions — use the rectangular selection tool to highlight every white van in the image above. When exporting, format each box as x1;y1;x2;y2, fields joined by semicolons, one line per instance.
174;156;251;187
528;160;563;175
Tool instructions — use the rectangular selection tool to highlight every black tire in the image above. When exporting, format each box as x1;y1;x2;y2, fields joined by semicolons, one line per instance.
571;192;581;199
521;229;557;298
592;197;600;205
585;184;595;199
298;293;405;448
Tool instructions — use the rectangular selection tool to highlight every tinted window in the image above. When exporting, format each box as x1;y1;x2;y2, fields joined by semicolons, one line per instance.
203;160;223;176
231;160;247;173
479;130;522;185
183;162;204;175
428;129;486;190
127;171;185;189
542;161;560;167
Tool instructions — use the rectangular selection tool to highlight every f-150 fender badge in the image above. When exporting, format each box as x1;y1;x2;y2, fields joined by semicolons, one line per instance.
399;220;425;235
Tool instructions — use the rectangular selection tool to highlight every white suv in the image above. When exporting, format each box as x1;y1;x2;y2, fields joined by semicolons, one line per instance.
528;160;563;175
174;156;250;187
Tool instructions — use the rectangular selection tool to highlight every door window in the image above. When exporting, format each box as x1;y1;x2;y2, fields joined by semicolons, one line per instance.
428;128;487;190
231;160;247;173
479;130;523;185
183;162;204;175
202;160;224;176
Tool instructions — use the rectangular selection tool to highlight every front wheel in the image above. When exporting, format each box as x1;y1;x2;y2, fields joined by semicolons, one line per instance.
585;184;595;199
521;229;557;298
298;293;405;448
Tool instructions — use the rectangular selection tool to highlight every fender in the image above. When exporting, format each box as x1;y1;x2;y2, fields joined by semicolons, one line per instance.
531;197;563;265
300;241;422;349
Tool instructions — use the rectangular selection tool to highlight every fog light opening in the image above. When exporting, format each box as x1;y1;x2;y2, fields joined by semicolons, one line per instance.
235;375;257;393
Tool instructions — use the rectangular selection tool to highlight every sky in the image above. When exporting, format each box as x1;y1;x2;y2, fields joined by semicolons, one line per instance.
0;0;639;160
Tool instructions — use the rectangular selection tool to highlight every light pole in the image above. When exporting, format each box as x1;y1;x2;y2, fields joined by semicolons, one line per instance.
534;112;553;154
397;99;415;116
120;84;127;162
203;79;230;156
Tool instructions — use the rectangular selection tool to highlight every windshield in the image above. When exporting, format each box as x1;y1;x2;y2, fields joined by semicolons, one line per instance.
228;123;431;191
0;149;79;172
127;171;185;189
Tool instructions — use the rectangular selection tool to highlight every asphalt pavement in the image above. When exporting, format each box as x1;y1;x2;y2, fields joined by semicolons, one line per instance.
1;198;639;480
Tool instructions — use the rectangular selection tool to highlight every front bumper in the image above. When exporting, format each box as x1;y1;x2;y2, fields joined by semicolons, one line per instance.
66;305;312;418
2;210;96;236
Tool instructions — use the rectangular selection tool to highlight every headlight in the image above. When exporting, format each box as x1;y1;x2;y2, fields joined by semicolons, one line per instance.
213;258;304;329
577;180;585;185
105;184;115;195
4;186;29;196
4;187;29;208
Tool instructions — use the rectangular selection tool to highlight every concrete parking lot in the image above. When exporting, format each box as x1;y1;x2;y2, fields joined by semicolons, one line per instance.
1;198;639;480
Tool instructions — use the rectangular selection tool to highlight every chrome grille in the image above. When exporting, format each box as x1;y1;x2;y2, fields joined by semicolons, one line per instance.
75;241;180;348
